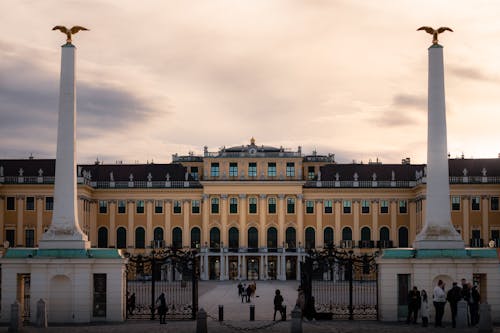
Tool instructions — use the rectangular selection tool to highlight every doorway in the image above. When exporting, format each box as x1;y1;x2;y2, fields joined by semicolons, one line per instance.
247;257;259;280
286;257;297;280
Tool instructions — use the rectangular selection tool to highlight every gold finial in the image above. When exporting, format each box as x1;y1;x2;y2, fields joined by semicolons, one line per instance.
417;26;453;45
250;137;255;145
52;25;89;44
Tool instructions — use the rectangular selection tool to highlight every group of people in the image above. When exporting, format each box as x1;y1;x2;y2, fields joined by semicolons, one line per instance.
407;278;481;328
238;281;257;303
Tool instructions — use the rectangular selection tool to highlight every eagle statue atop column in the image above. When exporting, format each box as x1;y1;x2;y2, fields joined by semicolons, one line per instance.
417;26;453;45
52;25;89;43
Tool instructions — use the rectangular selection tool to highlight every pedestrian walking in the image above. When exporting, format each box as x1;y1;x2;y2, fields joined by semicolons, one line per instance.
420;290;429;327
241;284;247;303
296;287;305;319
246;283;252;302
406;286;421;324
156;292;167;324
237;282;243;297
461;278;471;325
446;282;461;328
127;292;136;317
470;285;480;326
273;289;284;321
433;279;446;327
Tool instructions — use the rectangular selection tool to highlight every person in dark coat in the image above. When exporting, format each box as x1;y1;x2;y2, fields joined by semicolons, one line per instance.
241;284;247;303
156;292;167;324
447;282;462;328
273;289;284;321
406;286;421;324
470;285;481;326
246;284;252;303
237;282;243;297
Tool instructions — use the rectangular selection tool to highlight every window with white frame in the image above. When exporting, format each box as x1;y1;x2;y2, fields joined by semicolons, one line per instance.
324;200;333;214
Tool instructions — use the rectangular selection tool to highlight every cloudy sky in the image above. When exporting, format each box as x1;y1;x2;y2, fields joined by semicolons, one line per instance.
1;1;499;164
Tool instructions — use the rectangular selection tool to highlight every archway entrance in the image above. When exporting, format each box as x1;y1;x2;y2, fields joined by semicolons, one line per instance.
247;257;259;280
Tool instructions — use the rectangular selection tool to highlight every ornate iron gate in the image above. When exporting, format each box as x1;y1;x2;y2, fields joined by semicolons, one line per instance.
300;244;378;320
125;247;198;320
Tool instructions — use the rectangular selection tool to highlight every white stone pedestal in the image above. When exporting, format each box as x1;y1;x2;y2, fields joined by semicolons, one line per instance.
0;249;127;324
377;248;500;322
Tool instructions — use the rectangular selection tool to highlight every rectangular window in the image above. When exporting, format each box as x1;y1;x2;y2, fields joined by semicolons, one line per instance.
45;197;54;211
211;197;219;214
306;200;314;214
343;200;351;214
380;200;389;214
210;163;220;177
286;162;295;177
229;197;238;214
190;167;199;180
117;200;126;214
6;197;15;211
93;274;107;317
26;197;35;211
267;162;277;177
6;229;15;247
248;162;257;177
25;229;35;247
308;166;315;180
268;197;276;214
99;200;108;214
229;162;238;177
173;200;182;214
471;196;480;211
248;197;257;214
399;200;407;214
155;200;163;214
324;200;333;214
136;200;145;214
192;200;200;214
361;200;370;214
451;196;461;211
287;197;295;214
491;197;499;211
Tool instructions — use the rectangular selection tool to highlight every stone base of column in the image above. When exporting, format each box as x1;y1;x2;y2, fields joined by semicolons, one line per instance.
39;239;90;250
414;224;464;249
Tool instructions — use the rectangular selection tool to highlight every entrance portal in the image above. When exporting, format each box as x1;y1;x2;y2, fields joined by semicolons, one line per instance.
228;257;238;280
267;257;277;279
247;257;259;280
209;257;220;280
286;256;296;280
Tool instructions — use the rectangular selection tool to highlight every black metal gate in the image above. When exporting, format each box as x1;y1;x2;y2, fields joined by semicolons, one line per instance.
125;247;198;320
300;244;378;320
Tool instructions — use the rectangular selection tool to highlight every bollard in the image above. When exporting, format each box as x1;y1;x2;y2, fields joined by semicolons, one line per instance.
250;304;255;321
36;298;48;328
218;305;224;321
456;300;468;329
9;300;22;333
282;305;287;321
478;303;493;333
196;308;208;333
290;305;302;333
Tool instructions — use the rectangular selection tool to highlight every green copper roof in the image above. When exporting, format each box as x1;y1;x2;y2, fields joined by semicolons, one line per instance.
382;248;499;259
3;248;123;259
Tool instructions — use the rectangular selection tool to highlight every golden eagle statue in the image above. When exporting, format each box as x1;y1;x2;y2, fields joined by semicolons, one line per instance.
417;26;453;45
52;25;89;43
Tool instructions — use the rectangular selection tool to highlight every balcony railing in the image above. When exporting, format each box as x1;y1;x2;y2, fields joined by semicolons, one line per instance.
340;240;354;249
358;240;375;249
377;240;394;249
469;238;484;248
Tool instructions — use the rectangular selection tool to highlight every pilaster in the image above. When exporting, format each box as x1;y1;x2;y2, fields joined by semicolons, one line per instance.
146;200;153;247
127;200;134;248
315;200;323;248
297;195;304;247
183;200;190;247
16;196;24;247
201;195;209;245
390;200;397;244
259;194;266;247
278;195;285;246
482;196;489;243
462;196;470;244
372;200;379;242
238;195;247;247
36;197;44;246
109;201;116;247
334;200;341;246
164;200;172;246
353;200;360;243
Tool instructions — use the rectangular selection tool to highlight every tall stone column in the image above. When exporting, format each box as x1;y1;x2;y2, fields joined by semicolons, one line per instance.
238;195;247;248
372;200;379;243
146;200;153;247
334;200;341;246
36;197;44;246
315;200;323;248
278;195;285;246
259;195;267;248
414;43;464;249
183;200;190;248
127;200;135;248
16;196;24;247
296;195;304;248
165;200;172;246
201;195;209;246
40;42;89;249
109;201;116;247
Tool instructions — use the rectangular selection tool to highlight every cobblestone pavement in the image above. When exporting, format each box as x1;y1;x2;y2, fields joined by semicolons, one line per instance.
4;281;499;332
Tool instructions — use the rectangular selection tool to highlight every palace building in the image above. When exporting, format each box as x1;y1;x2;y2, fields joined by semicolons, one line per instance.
1;138;499;281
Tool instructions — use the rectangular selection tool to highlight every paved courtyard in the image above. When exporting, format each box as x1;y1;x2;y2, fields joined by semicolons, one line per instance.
4;281;499;332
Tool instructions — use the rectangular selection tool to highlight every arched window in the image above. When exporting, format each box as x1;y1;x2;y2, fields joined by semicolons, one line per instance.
361;227;371;241
324;227;334;247
97;227;108;248
379;227;390;241
191;227;201;249
116;227;127;249
286;227;296;249
398;227;409;247
153;227;164;248
135;227;145;249
248;227;258;250
229;227;239;250
172;227;182;249
342;227;352;240
210;227;220;249
267;227;277;249
305;227;315;249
